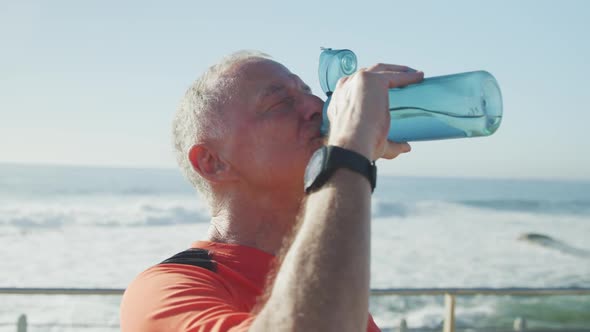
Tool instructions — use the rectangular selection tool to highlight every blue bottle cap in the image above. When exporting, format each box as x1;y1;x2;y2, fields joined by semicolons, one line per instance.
318;48;357;95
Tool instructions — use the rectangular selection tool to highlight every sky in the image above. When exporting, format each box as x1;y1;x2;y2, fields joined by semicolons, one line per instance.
1;0;589;180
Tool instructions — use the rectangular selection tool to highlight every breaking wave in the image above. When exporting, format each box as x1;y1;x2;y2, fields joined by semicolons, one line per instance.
0;197;210;229
2;196;588;230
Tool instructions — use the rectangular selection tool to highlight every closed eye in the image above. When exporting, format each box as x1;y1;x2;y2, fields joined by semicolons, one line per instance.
271;96;296;111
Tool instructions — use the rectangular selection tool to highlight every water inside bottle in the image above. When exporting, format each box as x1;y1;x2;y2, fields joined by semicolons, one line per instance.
388;107;502;142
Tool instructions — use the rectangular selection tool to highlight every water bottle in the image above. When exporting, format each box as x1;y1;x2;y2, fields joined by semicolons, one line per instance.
319;48;503;142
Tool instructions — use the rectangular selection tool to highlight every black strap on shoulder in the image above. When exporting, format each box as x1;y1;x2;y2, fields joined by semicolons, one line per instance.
159;248;216;272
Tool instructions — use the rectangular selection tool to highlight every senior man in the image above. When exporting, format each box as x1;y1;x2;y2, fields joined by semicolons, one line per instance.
120;51;423;331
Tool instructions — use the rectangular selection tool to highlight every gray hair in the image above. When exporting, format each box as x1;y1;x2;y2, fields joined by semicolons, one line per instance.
172;50;271;203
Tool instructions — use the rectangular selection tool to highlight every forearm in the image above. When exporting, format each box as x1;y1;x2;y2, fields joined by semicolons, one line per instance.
251;169;371;331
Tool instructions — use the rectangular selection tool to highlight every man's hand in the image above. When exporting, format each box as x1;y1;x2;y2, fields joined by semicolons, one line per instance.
326;64;424;160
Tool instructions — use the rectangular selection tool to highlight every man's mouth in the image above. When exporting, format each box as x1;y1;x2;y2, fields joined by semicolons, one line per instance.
314;126;324;140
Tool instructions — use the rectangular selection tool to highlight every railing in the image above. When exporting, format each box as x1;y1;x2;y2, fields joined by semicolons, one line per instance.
371;287;590;332
1;287;589;332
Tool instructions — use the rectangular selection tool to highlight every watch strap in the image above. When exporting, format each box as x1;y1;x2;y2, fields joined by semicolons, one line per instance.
306;146;377;193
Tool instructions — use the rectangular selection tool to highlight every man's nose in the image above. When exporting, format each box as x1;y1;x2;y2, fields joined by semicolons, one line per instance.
300;94;324;121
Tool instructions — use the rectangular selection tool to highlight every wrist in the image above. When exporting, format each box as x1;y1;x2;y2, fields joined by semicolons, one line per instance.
326;136;373;161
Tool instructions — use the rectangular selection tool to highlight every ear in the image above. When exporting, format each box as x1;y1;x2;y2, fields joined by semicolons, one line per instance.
188;144;238;183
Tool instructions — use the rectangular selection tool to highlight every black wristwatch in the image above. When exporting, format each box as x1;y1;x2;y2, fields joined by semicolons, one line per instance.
304;145;377;193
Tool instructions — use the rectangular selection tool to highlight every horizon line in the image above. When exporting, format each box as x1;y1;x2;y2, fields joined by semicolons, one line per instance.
1;161;589;183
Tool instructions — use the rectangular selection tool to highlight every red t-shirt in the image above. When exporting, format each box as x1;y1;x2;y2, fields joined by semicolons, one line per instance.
120;241;380;331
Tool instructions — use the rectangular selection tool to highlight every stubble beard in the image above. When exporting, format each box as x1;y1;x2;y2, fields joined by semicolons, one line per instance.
251;194;308;313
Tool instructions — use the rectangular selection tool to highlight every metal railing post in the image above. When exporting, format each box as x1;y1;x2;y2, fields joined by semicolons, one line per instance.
398;318;407;332
514;317;527;331
443;293;455;332
17;314;27;332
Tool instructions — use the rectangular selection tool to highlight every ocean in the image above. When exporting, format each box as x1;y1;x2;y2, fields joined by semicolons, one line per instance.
0;163;589;331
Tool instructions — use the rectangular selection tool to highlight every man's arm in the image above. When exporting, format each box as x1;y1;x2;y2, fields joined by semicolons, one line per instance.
251;66;424;331
254;169;373;331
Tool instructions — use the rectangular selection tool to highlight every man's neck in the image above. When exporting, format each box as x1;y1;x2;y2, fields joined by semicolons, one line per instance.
206;187;304;255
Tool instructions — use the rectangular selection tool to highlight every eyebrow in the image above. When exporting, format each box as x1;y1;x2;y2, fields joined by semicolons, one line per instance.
259;80;312;104
261;84;287;99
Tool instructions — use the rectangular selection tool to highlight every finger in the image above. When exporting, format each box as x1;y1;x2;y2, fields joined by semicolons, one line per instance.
335;75;351;90
366;63;418;73
381;71;424;89
381;142;411;160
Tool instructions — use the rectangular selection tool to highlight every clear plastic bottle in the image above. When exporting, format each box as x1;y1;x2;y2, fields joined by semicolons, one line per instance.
319;48;503;142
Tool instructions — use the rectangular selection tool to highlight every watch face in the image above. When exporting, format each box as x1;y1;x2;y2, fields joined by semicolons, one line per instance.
304;147;325;190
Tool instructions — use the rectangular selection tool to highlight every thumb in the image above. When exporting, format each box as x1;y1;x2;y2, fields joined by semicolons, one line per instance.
381;142;411;159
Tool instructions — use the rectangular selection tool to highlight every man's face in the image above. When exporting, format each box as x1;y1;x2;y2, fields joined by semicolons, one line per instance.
219;58;325;193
